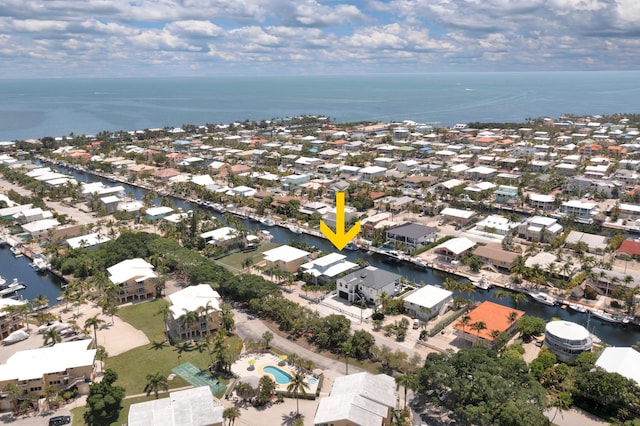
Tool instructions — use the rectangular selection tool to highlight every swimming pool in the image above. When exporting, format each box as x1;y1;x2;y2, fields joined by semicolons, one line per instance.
308;377;318;384
263;365;292;385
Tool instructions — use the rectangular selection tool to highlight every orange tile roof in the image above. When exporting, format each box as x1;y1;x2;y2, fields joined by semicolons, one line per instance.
328;139;348;145
454;301;525;341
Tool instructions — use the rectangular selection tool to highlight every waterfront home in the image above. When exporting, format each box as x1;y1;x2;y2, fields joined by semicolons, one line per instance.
560;200;598;221
128;386;224;426
616;239;640;259
439;207;476;227
12;207;51;224
403;285;453;321
544;320;592;362
472;243;519;272
494;185;519;204
473;215;518;237
360;212;393;238
385;223;437;252
0;339;96;409
0;298;28;341
433;237;476;263
144;206;174;221
200;227;241;248
617;203;640;220
262;245;310;273
107;258;157;304
167;284;221;342
299;202;330;216
300;253;359;285
21;218;60;238
336;266;401;304
0;203;32;220
595;347;640;386
100;195;120;213
322;205;359;231
528;193;556;211
454;301;524;348
313;372;396;426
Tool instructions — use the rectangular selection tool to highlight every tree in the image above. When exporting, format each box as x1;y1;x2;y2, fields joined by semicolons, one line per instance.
85;315;105;348
180;309;199;341
351;329;375;359
43;327;62;346
223;406;241;426
95;345;109;374
262;330;274;349
396;373;419;408
470;321;487;344
340;341;354;375
256;375;276;406
84;369;126;426
516;316;546;341
3;383;22;414
144;371;168;399
286;371;310;417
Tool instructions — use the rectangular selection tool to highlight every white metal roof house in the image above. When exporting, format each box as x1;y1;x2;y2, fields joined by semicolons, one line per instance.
200;227;240;247
336;266;401;304
128;386;224;426
66;232;111;249
167;284;222;342
434;237;476;261
107;258;157;304
403;285;453;320
262;245;310;273
595;347;640;386
300;253;359;284
313;372;396;426
518;216;563;243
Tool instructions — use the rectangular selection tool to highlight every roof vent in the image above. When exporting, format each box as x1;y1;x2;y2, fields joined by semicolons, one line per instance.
360;273;367;278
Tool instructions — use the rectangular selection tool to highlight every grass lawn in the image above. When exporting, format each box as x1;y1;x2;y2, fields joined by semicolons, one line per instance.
216;242;278;272
108;299;243;398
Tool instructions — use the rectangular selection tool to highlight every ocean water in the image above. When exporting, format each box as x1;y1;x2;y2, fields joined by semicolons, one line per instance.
1;71;640;141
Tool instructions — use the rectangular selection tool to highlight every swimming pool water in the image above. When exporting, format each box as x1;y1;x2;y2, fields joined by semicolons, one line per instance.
263;365;292;385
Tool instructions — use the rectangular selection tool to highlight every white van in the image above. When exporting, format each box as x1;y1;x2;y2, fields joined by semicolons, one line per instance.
413;319;420;329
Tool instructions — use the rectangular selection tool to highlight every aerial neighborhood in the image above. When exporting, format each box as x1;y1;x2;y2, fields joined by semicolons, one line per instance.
0;114;639;425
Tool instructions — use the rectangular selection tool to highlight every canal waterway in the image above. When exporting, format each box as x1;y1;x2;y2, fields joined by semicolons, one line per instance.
30;162;640;346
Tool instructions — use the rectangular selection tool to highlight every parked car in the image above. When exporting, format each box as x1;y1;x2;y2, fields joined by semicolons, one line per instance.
49;415;71;426
2;330;29;345
413;319;420;329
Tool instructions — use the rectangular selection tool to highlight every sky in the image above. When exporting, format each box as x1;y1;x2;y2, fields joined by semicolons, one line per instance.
1;0;640;78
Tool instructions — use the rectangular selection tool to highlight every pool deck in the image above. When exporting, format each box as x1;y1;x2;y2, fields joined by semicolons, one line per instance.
231;352;320;395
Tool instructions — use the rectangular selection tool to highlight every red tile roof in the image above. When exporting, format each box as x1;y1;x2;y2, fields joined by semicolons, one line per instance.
617;239;640;257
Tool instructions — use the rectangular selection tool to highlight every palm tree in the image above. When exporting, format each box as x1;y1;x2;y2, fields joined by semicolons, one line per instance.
95;345;108;374
223;406;241;426
43;327;62;346
84;315;105;348
395;373;419;408
286;371;310;418
507;311;519;326
470;321;487;344
3;383;22;414
32;294;48;311
181;309;199;341
340;341;354;375
144;371;168;399
262;330;274;349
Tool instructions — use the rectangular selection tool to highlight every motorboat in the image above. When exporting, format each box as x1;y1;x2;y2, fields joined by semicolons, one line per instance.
590;310;627;324
568;303;587;313
529;291;556;306
259;216;276;227
10;245;22;257
289;225;303;234
344;242;359;251
470;275;491;290
31;256;50;272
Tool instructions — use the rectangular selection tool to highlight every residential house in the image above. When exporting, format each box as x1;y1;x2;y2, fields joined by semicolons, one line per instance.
262;245;310;273
434;237;476;262
200;227;241;247
282;174;310;190
167;284;221;342
453;301;524;348
336;266;401;304
153;168;181;182
0;298;27;341
472;244;519;272
107;258;157;304
494;186;519;204
528;193;556;211
561;200;598;221
128;385;224;426
564;231;609;254
323;206;358;231
385;223;437;252
595;347;640;386
440;207;476;226
66;233;111;249
313;372;396;426
403;285;453;321
544;321;592;362
474;215;518;237
618;203;640;221
518;216;563;243
145;206;174;221
358;166;387;182
361;213;393;238
0;339;96;409
300;253;359;284
616;239;640;259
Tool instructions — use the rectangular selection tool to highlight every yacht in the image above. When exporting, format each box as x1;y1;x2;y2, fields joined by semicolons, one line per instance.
31;256;50;273
344;242;359;251
470;275;491;290
9;245;22;257
529;291;556;306
288;224;303;234
590;310;627;324
0;279;26;298
568;303;587;313
259;216;276;227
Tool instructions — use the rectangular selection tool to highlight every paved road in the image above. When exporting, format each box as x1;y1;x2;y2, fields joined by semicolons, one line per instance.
233;306;362;376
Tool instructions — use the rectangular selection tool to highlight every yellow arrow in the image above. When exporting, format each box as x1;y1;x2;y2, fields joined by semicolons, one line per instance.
320;192;361;250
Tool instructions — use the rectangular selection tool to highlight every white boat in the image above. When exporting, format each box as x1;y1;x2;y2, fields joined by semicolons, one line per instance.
31;256;50;272
260;216;276;227
529;291;556;306
470;275;491;290
568;303;587;313
590;310;626;324
344;242;359;251
289;225;303;234
9;245;22;257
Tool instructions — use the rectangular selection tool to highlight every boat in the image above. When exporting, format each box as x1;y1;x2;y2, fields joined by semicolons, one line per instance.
0;279;26;298
383;250;403;263
259;216;276;227
590;310;627;324
470;275;491;290
31;256;50;272
289;225;303;234
529;291;556;306
568;303;587;313
344;242;359;251
9;245;22;257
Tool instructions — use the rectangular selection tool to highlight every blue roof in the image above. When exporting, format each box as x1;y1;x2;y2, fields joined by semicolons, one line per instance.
173;140;190;145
